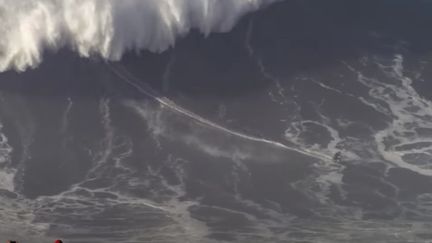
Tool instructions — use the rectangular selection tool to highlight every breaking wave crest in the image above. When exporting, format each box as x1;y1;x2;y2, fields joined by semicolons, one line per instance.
0;0;276;72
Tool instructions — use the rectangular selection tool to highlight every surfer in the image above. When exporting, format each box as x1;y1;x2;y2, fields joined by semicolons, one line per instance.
333;151;342;163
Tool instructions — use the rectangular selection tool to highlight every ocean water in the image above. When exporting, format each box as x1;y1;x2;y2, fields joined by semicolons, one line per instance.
1;0;432;242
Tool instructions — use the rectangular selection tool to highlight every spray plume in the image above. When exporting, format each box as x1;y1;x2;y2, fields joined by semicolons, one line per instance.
0;0;277;72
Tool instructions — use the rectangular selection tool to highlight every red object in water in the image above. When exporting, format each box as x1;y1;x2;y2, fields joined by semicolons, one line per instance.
54;240;63;243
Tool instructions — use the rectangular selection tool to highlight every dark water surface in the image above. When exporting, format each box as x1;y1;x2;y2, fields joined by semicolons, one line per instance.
1;0;432;242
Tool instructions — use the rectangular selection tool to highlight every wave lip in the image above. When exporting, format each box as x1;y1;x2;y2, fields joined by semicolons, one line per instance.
0;0;275;72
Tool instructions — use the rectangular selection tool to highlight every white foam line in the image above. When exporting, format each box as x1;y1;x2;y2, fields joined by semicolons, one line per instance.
60;97;74;134
311;78;391;117
106;63;333;162
311;79;346;96
98;98;114;163
245;20;286;104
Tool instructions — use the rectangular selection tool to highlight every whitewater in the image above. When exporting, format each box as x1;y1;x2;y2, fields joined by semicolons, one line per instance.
0;0;277;72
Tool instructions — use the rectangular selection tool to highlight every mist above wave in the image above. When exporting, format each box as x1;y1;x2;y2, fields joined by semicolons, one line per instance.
0;0;276;72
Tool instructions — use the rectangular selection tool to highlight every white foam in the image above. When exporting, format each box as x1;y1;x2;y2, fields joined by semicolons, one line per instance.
0;169;15;192
0;0;278;72
346;55;432;176
0;123;15;191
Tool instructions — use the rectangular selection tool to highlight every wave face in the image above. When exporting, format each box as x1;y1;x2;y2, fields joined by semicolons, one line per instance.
3;0;432;242
0;0;275;72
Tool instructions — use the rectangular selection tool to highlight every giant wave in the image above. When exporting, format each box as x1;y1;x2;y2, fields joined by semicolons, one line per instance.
0;0;277;72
